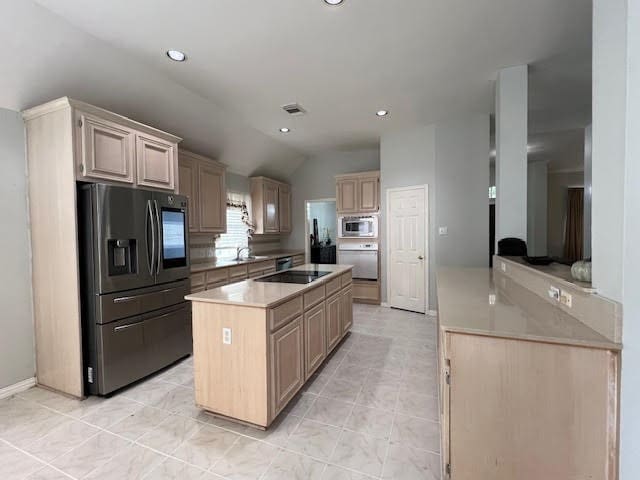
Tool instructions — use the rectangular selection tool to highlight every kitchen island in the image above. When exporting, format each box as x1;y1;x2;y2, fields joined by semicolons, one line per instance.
437;266;621;480
185;264;353;428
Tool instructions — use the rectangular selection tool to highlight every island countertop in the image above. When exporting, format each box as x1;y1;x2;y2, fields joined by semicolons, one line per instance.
437;267;621;350
185;264;353;308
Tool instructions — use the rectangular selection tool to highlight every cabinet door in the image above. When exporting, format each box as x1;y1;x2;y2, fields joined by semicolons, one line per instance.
178;155;199;232
326;293;342;353
270;317;304;416
336;179;358;214
263;181;280;233
136;134;176;190
77;111;135;183
358;176;379;212
198;161;227;233
304;303;326;379
340;287;353;335
278;184;292;233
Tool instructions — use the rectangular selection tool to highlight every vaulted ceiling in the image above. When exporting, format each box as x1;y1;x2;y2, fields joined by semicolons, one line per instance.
1;0;592;176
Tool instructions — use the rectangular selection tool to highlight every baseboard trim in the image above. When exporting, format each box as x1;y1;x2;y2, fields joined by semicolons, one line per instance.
0;377;36;400
381;302;390;308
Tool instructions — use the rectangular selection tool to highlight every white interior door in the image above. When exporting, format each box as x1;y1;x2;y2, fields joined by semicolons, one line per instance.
387;186;428;313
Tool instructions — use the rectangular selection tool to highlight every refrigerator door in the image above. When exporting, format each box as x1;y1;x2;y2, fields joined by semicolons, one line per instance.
153;191;190;285
91;184;155;294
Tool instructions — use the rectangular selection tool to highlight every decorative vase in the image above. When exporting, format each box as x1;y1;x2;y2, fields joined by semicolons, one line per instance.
571;260;592;282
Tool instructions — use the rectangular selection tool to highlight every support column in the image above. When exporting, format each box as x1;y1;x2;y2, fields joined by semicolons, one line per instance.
495;65;528;248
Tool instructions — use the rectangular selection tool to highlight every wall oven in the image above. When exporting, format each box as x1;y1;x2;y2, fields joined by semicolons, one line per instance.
338;215;378;238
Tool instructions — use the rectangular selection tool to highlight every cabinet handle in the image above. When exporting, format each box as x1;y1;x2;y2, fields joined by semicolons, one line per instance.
114;321;143;332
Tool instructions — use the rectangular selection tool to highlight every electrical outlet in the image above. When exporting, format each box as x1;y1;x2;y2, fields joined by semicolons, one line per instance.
560;291;573;308
500;261;507;272
548;286;560;301
222;327;232;345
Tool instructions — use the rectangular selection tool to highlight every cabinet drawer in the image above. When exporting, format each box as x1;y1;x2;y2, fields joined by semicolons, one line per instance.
304;284;326;310
262;267;277;275
292;254;305;266
269;296;303;332
341;271;352;287
206;268;228;285
325;277;341;297
229;265;249;279
206;280;228;290
353;280;379;303
191;272;205;288
191;285;205;294
248;260;276;274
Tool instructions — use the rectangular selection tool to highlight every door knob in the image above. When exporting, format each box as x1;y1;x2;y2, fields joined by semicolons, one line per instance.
418;255;424;260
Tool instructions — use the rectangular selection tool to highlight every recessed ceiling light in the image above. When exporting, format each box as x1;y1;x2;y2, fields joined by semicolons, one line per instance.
376;110;389;117
279;127;290;133
324;0;344;5
166;50;187;62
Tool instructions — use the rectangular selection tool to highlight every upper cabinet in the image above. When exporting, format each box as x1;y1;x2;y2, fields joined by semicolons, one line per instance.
336;171;380;214
178;150;227;234
251;176;292;234
70;100;180;190
135;133;176;190
278;184;292;233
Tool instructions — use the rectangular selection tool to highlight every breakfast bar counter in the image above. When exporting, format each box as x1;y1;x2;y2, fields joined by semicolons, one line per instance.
185;264;354;428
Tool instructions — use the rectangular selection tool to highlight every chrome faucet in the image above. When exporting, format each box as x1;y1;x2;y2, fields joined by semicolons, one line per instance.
235;246;251;261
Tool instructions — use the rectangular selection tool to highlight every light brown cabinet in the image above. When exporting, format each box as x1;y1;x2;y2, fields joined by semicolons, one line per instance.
136;133;176;190
304;303;327;378
270;316;305;416
178;150;227;234
75;107;179;190
250;176;292;234
336;171;380;214
279;184;292;233
326;292;342;353
76;111;136;184
441;331;619;480
340;287;354;334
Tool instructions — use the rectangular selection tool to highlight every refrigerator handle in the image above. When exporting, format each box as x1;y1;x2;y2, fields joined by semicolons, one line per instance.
154;200;161;275
146;200;155;276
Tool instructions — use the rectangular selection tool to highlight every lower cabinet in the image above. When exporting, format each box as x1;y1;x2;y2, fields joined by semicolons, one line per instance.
340;287;353;334
326;293;342;353
270;316;304;417
304;303;327;379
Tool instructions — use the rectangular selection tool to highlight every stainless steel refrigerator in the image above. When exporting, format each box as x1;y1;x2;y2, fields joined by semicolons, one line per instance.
78;183;192;395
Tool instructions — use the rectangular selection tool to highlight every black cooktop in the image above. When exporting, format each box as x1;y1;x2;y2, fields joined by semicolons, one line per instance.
255;270;331;284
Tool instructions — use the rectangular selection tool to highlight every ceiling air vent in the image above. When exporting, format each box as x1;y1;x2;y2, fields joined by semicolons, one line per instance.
282;103;307;116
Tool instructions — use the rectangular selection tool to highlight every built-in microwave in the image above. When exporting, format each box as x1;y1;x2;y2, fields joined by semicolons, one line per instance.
338;215;379;238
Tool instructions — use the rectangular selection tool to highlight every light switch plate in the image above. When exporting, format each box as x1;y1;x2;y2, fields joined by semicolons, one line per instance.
438;226;448;235
222;327;232;345
500;261;507;272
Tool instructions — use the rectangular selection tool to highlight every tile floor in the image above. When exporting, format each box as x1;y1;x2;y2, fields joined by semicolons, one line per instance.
0;304;440;480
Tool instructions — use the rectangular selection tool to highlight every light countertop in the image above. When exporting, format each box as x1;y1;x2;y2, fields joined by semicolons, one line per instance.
190;251;305;273
437;267;621;350
185;264;353;308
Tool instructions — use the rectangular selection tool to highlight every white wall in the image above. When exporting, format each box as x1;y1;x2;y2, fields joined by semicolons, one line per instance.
284;148;380;250
527;160;548;256
380;125;437;308
0;108;35;389
381;115;490;310
592;0;627;302
583;125;593;258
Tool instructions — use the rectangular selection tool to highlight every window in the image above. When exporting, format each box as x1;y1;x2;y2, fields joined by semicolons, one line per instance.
214;192;252;260
489;185;496;199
